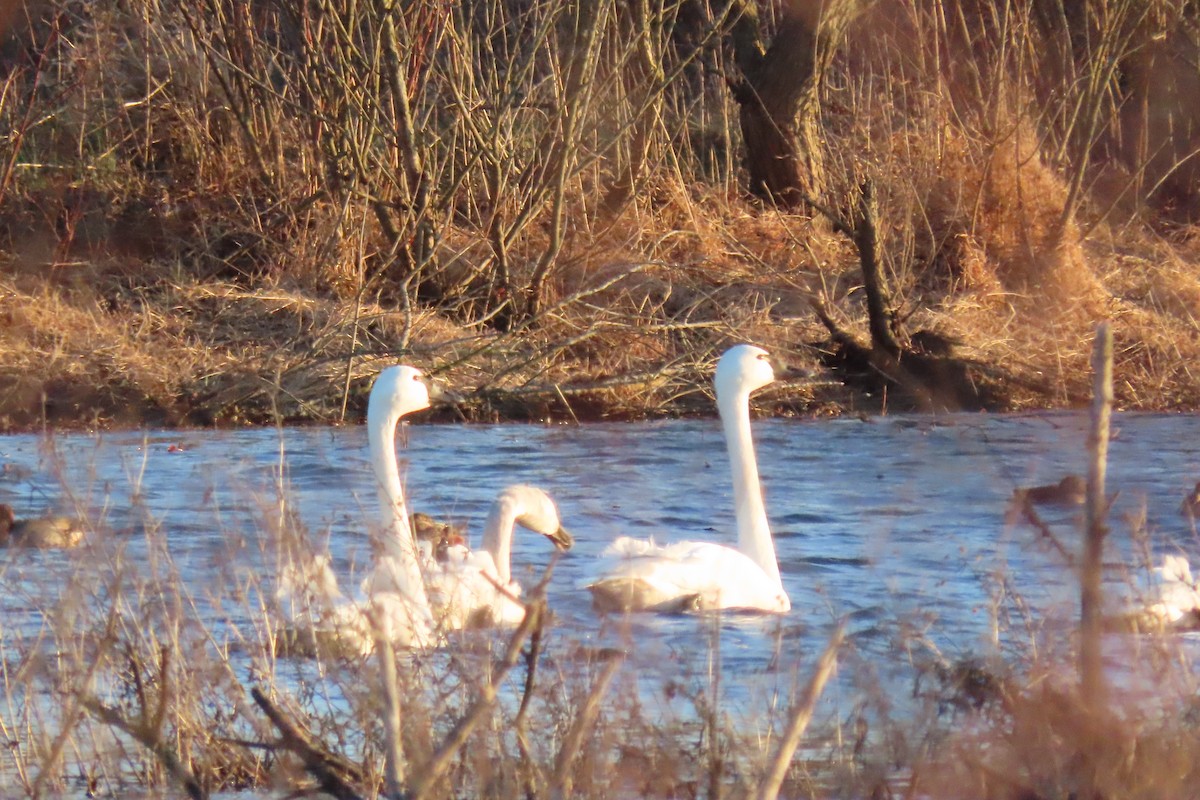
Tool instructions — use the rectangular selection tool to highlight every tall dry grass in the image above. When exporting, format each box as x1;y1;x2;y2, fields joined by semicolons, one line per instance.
0;416;1199;799
1;0;1200;426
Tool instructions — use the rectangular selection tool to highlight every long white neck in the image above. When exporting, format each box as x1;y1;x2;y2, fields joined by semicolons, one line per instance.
718;387;783;588
481;499;517;584
367;406;432;611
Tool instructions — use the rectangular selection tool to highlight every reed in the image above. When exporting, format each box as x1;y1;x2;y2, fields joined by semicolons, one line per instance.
0;1;1198;426
0;425;1195;799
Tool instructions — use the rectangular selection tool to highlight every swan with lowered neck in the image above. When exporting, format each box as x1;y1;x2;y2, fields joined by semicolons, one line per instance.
586;344;790;613
277;364;439;655
427;484;573;629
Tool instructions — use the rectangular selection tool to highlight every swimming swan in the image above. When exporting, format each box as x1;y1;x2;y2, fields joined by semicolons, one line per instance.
426;484;573;629
0;504;84;548
276;364;440;655
1145;554;1200;628
586;344;791;613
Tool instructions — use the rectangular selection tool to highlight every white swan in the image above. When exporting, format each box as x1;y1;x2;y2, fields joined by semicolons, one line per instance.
426;484;573;629
276;364;439;655
1145;554;1200;627
586;344;791;613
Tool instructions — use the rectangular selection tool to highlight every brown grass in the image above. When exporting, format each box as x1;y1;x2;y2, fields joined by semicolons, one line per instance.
1;0;1200;429
0;445;1195;800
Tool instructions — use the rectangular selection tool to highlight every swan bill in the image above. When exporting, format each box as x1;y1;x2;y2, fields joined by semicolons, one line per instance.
547;525;574;551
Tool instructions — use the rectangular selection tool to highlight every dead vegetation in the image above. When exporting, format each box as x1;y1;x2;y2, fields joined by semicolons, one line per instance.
1;0;1200;429
2;372;1199;800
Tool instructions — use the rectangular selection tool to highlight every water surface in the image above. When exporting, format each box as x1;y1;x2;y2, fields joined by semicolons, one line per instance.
1;411;1197;791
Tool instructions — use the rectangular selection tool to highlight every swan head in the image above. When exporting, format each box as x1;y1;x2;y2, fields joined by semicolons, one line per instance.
368;365;434;426
715;344;777;402
496;485;574;551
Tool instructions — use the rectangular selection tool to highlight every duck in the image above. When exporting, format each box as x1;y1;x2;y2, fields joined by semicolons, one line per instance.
426;484;573;629
277;364;441;655
1012;475;1086;506
1181;482;1200;518
585;344;791;614
411;512;467;561
0;504;84;548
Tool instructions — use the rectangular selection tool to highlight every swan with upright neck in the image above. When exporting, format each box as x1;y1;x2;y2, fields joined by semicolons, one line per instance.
585;344;791;613
277;364;439;655
427;484;573;628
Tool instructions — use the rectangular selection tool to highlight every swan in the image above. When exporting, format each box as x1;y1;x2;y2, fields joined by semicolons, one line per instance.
276;364;440;655
0;504;84;548
426;484;573;629
1144;554;1200;628
586;344;791;614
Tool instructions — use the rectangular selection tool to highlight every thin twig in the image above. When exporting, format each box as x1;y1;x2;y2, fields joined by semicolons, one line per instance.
1080;321;1113;703
409;597;547;800
548;649;624;799
751;623;846;800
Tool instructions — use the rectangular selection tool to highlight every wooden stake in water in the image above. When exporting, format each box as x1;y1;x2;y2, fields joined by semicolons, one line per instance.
1080;321;1112;703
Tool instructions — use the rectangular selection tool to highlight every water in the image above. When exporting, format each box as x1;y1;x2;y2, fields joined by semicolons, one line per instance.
1;413;1199;793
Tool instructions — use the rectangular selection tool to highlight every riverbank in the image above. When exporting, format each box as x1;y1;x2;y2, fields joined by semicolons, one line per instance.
3;210;1198;433
4;0;1200;432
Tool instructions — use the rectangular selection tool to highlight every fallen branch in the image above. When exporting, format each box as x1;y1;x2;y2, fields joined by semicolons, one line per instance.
249;687;365;800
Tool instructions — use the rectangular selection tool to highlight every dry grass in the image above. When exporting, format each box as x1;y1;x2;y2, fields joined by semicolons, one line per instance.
0;438;1196;800
1;0;1200;430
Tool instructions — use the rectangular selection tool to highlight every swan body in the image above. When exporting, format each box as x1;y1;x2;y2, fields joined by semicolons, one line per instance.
426;484;573;629
275;364;439;654
1145;554;1200;627
0;504;84;548
586;344;790;614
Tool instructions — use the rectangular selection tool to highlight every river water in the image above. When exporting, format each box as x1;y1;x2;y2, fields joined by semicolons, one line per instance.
1;412;1198;793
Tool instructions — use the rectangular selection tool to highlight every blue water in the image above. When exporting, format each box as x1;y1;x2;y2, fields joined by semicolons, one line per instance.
1;412;1199;794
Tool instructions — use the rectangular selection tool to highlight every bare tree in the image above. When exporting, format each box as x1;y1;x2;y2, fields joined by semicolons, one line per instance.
727;0;857;206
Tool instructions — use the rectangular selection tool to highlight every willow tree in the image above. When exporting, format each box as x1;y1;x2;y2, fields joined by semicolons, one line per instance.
727;0;857;207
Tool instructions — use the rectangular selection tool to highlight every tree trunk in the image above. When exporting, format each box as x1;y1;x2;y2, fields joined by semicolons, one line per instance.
728;0;854;207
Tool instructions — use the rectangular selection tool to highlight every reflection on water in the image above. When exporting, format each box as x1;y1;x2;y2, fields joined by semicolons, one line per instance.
1;413;1199;726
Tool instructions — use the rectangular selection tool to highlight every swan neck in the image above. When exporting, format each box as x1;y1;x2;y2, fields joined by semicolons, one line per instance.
481;501;516;584
367;406;431;608
718;387;782;588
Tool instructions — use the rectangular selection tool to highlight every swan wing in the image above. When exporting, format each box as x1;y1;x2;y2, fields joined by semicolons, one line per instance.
425;551;526;629
586;537;790;614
